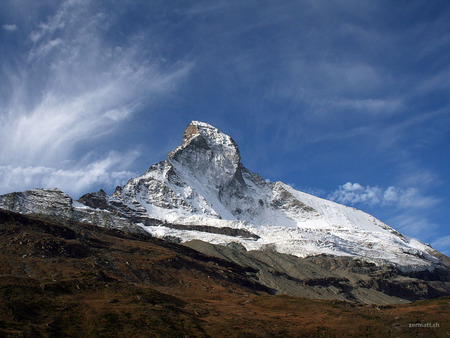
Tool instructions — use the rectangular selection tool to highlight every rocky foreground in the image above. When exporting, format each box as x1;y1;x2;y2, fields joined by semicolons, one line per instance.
1;209;449;337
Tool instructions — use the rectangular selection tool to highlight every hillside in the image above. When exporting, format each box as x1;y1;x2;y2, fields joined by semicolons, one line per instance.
1;209;449;337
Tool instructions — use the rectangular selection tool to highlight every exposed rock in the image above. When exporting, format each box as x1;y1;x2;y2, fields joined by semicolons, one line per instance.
183;240;450;304
0;188;147;233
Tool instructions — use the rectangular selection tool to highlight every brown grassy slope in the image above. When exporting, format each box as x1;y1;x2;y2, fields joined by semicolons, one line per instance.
0;209;449;337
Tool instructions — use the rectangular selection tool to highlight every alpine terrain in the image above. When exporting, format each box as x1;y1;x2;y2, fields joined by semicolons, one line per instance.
1;121;449;309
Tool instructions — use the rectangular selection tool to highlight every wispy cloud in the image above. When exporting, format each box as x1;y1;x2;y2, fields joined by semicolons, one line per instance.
0;151;139;197
0;0;192;196
28;0;76;43
390;214;439;241
27;38;63;61
334;98;403;115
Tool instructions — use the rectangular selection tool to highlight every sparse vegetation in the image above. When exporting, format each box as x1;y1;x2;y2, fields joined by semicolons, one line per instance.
0;209;449;337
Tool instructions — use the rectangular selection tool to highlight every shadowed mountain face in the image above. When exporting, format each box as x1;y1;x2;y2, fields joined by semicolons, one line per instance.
1;209;449;337
183;240;450;304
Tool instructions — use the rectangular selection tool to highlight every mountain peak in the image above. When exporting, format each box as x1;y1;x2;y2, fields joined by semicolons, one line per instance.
182;121;201;146
181;121;217;146
174;121;241;170
182;121;239;155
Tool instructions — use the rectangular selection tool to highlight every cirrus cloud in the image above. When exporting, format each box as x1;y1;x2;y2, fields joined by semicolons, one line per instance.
0;0;192;197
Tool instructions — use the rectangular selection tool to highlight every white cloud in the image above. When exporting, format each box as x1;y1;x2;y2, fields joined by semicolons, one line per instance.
383;186;398;202
0;0;192;196
328;182;381;206
0;151;139;198
27;38;63;61
328;182;439;209
2;24;17;32
329;182;444;249
28;0;75;43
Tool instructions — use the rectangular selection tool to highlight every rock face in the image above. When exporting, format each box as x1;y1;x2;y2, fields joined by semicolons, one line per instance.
0;121;448;273
0;188;145;233
184;240;450;304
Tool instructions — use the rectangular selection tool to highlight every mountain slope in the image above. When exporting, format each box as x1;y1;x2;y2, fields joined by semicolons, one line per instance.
0;121;448;270
1;209;449;337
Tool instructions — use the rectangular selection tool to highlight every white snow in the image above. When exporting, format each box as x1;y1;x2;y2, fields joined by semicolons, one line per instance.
16;120;437;270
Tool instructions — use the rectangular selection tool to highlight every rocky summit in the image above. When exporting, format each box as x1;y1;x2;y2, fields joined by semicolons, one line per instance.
0;121;449;306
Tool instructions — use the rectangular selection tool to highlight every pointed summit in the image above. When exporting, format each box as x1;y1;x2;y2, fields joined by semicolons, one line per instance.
170;121;241;176
180;121;240;161
182;121;200;146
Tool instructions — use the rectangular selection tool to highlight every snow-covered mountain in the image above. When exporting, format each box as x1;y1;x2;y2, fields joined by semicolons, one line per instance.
0;121;444;270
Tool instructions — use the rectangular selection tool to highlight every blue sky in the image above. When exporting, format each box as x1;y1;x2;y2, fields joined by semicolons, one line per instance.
1;1;449;255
